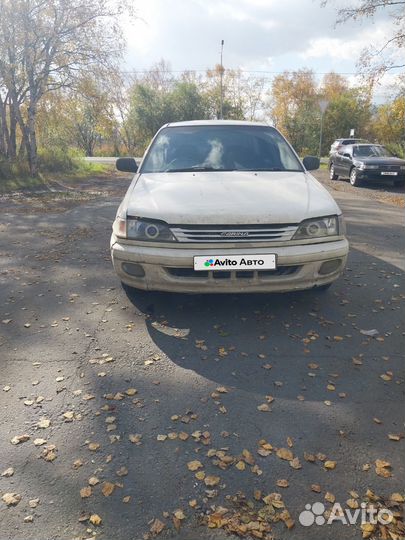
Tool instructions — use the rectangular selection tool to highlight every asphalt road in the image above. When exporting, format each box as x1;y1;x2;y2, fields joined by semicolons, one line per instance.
0;171;404;540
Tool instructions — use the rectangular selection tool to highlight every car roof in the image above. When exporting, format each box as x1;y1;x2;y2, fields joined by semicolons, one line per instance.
349;143;382;147
334;138;366;142
163;120;272;128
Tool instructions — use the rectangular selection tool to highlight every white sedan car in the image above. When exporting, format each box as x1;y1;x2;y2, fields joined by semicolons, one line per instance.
111;120;348;293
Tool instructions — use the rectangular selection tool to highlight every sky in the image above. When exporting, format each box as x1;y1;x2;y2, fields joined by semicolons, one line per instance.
121;0;400;101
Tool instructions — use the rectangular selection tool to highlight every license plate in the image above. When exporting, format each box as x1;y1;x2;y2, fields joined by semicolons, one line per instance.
381;171;397;176
194;254;276;271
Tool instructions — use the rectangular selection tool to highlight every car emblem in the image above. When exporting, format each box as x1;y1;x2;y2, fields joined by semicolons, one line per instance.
220;231;249;237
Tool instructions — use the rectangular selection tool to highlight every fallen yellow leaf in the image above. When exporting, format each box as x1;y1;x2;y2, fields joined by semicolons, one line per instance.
276;448;293;461
80;487;92;498
101;482;115;497
187;460;203;471
89;514;102;526
204;475;220;486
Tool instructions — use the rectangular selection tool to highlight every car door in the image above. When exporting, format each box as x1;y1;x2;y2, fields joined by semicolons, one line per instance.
340;147;354;177
333;150;345;174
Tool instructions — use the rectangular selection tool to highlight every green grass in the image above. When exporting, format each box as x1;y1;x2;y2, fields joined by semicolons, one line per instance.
0;176;45;194
0;159;113;194
51;159;111;179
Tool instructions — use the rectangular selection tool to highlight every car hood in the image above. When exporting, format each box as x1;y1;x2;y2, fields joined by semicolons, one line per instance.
356;157;405;166
125;171;341;224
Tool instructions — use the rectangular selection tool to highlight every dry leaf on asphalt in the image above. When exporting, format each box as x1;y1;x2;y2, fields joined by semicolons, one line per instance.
204;475;220;486
2;493;21;506
101;482;115;497
375;459;392;478
277;479;289;488
10;434;30;445
289;457;302;469
89;514;102;526
80;487;92;498
116;466;128;477
42;446;57;462
276;448;294;461
33;438;47;446
88;442;100;451
388;433;401;441
187;460;203;471
390;493;405;503
128;434;142;444
150;518;165;535
325;492;335;503
88;477;99;486
257;403;270;412
173;509;186;520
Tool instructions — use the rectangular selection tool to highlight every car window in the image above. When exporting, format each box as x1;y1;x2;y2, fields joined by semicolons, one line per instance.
353;145;392;158
140;125;304;173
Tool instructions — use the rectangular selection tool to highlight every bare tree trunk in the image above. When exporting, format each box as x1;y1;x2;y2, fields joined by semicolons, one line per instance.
26;103;38;176
0;96;6;156
8;99;17;159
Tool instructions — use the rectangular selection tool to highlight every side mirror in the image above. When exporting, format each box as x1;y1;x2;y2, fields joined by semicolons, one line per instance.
343;153;351;159
303;156;320;171
116;157;138;173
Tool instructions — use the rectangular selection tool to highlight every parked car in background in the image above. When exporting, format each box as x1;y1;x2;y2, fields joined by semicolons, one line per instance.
329;143;405;187
111;120;348;294
329;138;369;157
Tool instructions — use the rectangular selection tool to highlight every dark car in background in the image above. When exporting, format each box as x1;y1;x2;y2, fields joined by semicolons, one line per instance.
329;138;369;157
329;143;405;187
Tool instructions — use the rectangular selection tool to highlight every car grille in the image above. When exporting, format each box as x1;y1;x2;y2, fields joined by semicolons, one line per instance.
165;266;300;279
170;223;298;243
378;165;401;172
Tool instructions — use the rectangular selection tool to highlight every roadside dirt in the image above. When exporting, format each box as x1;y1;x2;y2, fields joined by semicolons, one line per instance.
0;170;132;213
313;169;405;208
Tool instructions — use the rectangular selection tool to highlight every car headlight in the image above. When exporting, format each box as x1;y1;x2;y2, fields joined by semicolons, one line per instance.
400;165;405;171
113;217;176;242
354;161;365;170
293;215;341;240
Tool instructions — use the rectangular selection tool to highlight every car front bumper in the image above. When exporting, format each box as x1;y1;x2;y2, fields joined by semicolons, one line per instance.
110;235;349;293
357;170;405;182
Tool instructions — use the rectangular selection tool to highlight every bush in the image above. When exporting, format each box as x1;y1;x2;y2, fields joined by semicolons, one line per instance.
0;158;31;180
37;147;84;173
384;142;405;159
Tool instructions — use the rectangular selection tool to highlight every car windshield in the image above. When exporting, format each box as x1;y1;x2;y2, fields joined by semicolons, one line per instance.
353;145;392;158
140;125;304;173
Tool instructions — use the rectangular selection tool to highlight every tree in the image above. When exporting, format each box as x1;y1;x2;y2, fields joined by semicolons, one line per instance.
322;0;405;81
0;0;130;175
321;91;373;152
370;95;405;154
269;70;320;154
320;72;373;154
168;82;209;121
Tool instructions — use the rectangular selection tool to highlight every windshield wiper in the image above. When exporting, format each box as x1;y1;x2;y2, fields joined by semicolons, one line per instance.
248;167;303;172
166;166;235;172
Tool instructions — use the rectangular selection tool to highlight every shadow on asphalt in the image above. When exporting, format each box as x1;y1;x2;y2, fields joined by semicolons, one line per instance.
1;202;403;540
